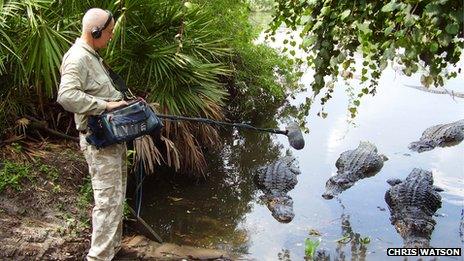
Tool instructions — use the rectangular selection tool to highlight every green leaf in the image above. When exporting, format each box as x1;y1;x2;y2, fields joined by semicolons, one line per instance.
425;3;440;15
445;23;459;35
381;1;398;12
429;42;439;53
420;75;434;87
353;100;360;106
384;25;395;35
340;10;351;20
380;60;388;70
321;6;330;16
404;14;415;27
438;34;451;46
184;2;193;9
313;20;323;30
342;60;351;70
357;21;372;35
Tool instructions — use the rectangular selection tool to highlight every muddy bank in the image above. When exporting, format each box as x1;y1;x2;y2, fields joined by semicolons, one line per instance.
0;141;231;260
0;141;90;260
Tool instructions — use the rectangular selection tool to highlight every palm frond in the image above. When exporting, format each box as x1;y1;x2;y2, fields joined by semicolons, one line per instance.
175;123;207;176
161;135;181;172
133;135;163;175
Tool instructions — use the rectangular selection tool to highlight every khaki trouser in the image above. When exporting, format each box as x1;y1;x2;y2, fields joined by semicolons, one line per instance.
79;133;127;261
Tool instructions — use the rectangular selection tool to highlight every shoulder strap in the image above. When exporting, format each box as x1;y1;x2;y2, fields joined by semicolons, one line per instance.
83;48;136;100
100;60;135;100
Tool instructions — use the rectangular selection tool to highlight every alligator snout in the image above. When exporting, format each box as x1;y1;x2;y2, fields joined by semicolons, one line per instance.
322;177;349;200
267;196;295;223
321;193;334;200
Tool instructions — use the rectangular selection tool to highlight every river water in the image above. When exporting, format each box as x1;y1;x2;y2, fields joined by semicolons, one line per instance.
140;21;464;261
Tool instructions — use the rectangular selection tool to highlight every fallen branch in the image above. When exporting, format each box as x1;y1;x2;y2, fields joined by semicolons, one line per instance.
127;206;163;243
24;115;79;142
404;84;464;99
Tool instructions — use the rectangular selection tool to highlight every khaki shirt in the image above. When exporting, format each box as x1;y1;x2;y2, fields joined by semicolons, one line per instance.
57;38;123;131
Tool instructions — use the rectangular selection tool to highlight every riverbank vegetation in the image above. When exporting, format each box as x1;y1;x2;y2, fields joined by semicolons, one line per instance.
0;0;298;176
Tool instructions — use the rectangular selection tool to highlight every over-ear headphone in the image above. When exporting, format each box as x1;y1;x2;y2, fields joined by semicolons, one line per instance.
91;10;113;39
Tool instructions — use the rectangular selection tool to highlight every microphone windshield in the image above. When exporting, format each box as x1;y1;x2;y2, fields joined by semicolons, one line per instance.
286;122;305;150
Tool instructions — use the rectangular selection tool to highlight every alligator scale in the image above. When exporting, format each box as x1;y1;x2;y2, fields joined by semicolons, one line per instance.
409;119;464;152
385;168;443;247
322;141;387;199
254;156;300;223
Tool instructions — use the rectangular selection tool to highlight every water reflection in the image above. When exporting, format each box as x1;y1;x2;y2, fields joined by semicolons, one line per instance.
141;118;286;254
277;248;291;261
274;199;370;261
460;209;464;244
332;200;368;261
139;22;464;260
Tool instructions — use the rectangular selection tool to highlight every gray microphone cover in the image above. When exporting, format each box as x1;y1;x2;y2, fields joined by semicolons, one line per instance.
286;122;305;150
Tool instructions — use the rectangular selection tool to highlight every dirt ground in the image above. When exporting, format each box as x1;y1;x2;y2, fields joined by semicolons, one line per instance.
0;140;91;260
0;140;231;260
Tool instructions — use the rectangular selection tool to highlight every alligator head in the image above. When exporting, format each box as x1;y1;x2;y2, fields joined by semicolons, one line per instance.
322;142;387;200
322;174;354;199
260;194;294;223
409;119;464;152
385;168;443;248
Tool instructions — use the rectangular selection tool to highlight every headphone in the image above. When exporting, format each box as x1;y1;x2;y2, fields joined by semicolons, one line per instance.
91;10;113;39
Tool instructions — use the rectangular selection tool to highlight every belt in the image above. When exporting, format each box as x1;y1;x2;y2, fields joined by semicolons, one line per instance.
79;130;88;135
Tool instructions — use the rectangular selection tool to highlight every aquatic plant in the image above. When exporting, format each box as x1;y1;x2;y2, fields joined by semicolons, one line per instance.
304;238;320;259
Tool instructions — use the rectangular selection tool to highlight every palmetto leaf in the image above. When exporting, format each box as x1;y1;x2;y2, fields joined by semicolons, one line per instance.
133;135;163;175
23;21;74;98
0;0;235;176
161;135;180;172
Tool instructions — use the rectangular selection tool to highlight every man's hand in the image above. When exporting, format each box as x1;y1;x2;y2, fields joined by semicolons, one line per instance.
106;100;128;111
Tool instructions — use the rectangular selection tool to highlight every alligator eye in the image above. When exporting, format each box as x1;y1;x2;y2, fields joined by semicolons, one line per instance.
339;179;350;184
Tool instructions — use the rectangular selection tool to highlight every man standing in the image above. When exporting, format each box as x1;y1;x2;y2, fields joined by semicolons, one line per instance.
57;8;128;261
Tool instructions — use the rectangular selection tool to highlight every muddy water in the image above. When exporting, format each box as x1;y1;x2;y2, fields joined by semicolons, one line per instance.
141;31;464;261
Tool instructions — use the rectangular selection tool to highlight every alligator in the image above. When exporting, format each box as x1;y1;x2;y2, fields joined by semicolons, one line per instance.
253;156;300;223
322;141;388;199
409;119;464;152
385;168;443;248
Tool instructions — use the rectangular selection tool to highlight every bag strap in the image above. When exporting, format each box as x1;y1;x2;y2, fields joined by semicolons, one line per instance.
102;60;136;100
84;48;136;100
